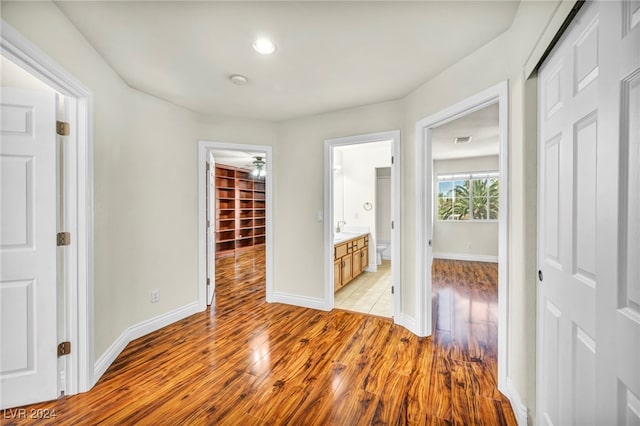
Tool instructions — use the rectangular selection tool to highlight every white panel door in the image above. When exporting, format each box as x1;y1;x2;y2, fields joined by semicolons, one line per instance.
598;0;640;423
0;87;58;408
538;1;640;424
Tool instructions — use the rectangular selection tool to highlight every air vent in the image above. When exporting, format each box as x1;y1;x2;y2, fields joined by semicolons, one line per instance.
454;136;472;144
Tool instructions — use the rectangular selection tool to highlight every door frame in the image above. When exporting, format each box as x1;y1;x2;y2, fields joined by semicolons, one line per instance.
323;130;401;319
205;150;215;305
197;141;274;308
414;81;509;391
1;20;95;394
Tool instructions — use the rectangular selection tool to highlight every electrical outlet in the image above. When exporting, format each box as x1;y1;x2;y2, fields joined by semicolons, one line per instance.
151;290;159;303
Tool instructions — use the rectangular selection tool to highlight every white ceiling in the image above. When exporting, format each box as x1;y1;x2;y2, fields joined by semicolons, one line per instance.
54;1;520;122
211;149;266;169
431;103;499;160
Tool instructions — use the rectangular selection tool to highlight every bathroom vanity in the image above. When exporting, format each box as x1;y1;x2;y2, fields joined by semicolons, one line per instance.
334;233;369;292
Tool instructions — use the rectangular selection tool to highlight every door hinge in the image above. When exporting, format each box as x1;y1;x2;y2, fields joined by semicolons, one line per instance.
391;221;394;230
56;121;70;136
57;232;71;246
207;278;211;286
391;156;394;165
391;286;394;294
428;239;432;247
57;341;71;357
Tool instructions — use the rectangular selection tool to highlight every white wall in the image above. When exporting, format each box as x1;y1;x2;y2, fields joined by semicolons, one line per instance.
433;155;499;259
1;1;279;360
275;101;403;298
332;149;345;231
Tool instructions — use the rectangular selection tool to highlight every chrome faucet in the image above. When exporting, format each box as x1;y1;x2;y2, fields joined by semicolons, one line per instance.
337;220;346;232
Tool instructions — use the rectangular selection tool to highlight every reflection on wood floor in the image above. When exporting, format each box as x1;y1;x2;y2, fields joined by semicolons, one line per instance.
432;259;499;363
7;247;514;425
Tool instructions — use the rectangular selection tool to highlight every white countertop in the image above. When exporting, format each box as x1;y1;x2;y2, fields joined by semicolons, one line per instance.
333;231;368;244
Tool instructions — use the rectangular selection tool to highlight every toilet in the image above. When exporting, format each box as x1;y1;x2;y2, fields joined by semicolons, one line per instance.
376;243;388;265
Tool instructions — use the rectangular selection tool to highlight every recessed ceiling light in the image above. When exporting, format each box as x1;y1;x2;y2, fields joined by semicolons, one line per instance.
229;74;248;85
252;38;276;55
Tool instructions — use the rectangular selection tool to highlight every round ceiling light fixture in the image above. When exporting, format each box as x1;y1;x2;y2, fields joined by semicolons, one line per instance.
252;38;276;55
229;74;248;85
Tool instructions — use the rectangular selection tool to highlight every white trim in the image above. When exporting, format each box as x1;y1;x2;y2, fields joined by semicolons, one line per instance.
504;377;529;426
323;130;402;323
94;302;200;381
433;253;499;263
1;19;95;394
524;0;579;78
415;81;509;392
197;141;274;309
394;312;420;336
269;292;330;311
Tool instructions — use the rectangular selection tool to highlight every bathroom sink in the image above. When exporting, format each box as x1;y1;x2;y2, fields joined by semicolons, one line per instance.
334;231;362;243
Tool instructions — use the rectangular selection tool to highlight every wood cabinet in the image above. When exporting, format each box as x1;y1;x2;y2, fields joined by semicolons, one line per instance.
334;259;342;289
340;255;353;288
334;234;369;292
214;164;266;257
356;247;368;275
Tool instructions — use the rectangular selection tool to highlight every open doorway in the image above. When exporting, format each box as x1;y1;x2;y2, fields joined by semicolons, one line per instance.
430;103;501;377
415;81;508;392
324;130;400;320
0;29;93;406
332;142;391;316
198;142;273;310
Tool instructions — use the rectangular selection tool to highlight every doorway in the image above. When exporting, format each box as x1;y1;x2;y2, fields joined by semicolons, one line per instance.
332;142;392;316
197;141;273;309
324;130;401;320
415;81;509;391
0;24;94;407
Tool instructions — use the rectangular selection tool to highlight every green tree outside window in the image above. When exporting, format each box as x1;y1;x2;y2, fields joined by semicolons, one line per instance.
437;173;499;221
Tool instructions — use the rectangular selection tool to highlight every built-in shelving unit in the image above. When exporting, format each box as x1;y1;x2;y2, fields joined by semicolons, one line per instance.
215;164;266;257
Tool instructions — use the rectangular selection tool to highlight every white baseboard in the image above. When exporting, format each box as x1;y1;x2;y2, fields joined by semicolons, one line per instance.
433;252;499;263
504;377;529;426
93;331;128;386
395;312;423;336
93;301;201;385
269;292;330;311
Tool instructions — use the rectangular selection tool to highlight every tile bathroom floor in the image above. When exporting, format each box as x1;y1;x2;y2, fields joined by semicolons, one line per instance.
335;259;391;317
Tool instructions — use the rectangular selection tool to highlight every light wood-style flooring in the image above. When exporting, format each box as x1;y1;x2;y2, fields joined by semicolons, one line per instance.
5;247;514;425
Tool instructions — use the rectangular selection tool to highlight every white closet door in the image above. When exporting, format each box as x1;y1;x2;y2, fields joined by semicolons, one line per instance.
537;1;640;424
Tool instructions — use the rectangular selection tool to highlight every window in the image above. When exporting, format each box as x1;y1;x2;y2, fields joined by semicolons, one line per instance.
437;172;499;221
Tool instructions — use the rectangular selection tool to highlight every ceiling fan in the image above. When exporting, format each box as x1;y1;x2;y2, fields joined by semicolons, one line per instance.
250;156;266;178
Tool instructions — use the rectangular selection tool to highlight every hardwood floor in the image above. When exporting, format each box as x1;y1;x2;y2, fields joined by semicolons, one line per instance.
4;249;514;425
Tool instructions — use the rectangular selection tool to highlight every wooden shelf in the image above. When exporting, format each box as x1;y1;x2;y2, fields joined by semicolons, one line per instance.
214;164;267;257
